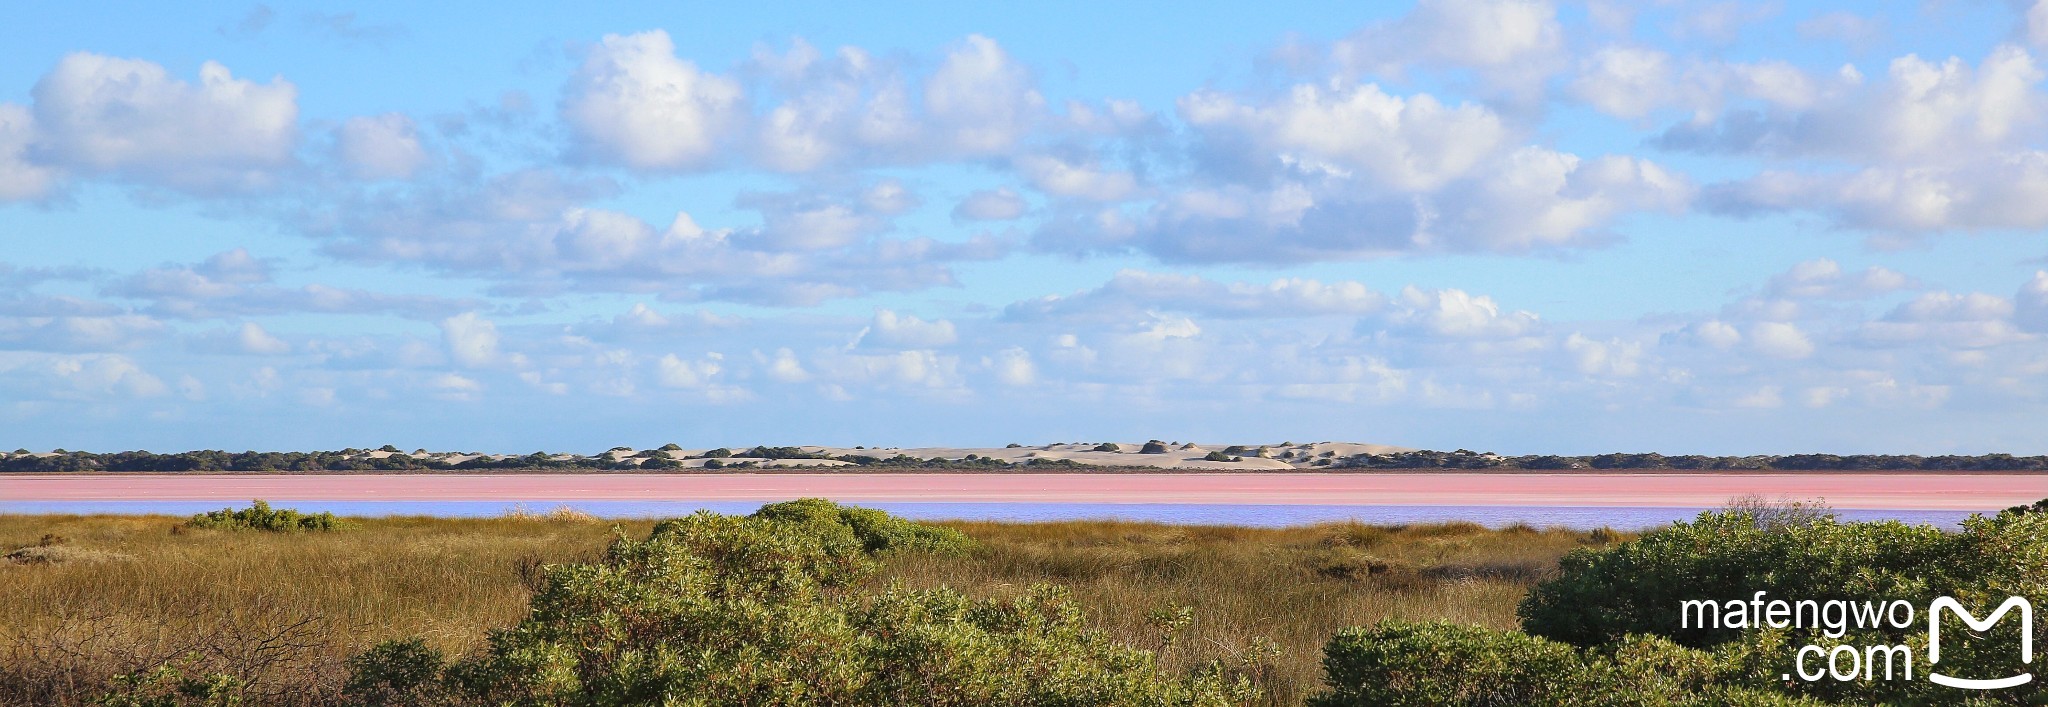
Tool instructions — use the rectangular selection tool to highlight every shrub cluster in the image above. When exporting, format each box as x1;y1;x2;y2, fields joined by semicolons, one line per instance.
1311;621;1816;706
185;500;346;532
1313;506;2048;705
132;500;1252;706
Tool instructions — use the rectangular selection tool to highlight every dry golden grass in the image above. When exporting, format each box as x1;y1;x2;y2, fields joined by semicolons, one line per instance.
0;512;1625;706
884;519;1621;705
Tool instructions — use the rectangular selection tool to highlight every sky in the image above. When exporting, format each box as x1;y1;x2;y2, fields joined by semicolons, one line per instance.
3;1;2048;454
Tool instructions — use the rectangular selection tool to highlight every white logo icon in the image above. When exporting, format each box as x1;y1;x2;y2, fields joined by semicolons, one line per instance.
1928;596;2033;690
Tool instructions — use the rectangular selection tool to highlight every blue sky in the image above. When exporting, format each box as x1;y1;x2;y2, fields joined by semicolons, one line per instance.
4;1;2048;454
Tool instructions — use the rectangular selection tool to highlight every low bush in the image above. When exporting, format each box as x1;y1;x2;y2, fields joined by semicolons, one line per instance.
344;500;1246;706
1310;620;1821;707
184;501;346;532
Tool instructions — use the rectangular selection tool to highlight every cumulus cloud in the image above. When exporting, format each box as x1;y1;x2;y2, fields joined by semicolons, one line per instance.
107;249;473;319
1858;291;2025;348
924;35;1043;155
440;312;499;367
1565;333;1644;377
46;354;168;398
1039;143;1687;263
1006;270;1386;321
1017;68;1692;263
1671;45;2048;236
1380;286;1540;339
1014;153;1137;201
1747;321;1815;359
1182;81;1506;192
1331;0;1564;90
1706;154;2048;234
1763;259;1917;299
563;30;744;170
1659;46;2041;161
0;314;165;351
29;52;297;192
859;309;958;348
656;352;723;388
334;113;426;179
0;105;58;201
236;322;291;355
2018;271;2048;332
952;187;1028;221
313;171;1003;306
988;347;1035;386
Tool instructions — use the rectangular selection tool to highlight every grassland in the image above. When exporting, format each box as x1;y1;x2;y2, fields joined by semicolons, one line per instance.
0;510;1626;706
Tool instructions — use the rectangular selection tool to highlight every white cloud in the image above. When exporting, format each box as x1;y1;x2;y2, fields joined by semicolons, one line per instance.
440;312;499;367
1664;46;2042;162
989;347;1036;386
2017;271;2048;333
1733;385;1785;408
0;314;165;351
1006;270;1386;321
861;309;958;348
1182;81;1505;192
315;173;1002;305
1857;291;2026;348
1565;333;1644;376
1014;153;1137;201
1763;259;1916;299
1685;320;1744;350
1134;312;1201;342
2028;1;2048;49
30;52;297;191
764;347;809;382
1331;0;1564;89
952;187;1028;221
1569;47;1679;120
656;352;723;388
334;113;426;180
0;104;58;201
563;30;744;170
237;322;290;355
48;354;168;398
430;372;482;400
924;35;1042;155
1796;11;1884;46
1748;321;1815;359
1383;287;1540;339
1038;86;1689;261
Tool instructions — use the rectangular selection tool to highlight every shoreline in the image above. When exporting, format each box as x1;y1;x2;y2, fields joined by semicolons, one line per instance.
5;471;2044;511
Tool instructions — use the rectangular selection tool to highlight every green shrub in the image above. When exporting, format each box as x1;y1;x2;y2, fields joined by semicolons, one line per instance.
751;498;976;555
343;639;453;707
1513;508;2048;704
96;664;245;707
1311;620;1584;706
1093;443;1122;452
1141;440;1169;454
1310;621;1825;707
185;500;346;532
369;502;1242;706
1203;451;1234;462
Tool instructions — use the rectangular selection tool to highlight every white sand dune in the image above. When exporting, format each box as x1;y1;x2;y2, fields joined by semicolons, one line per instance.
4;441;1417;470
407;441;1418;470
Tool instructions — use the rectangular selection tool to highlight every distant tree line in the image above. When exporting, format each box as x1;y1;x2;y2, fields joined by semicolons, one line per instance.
1330;449;2048;471
6;446;2046;472
0;447;1093;472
